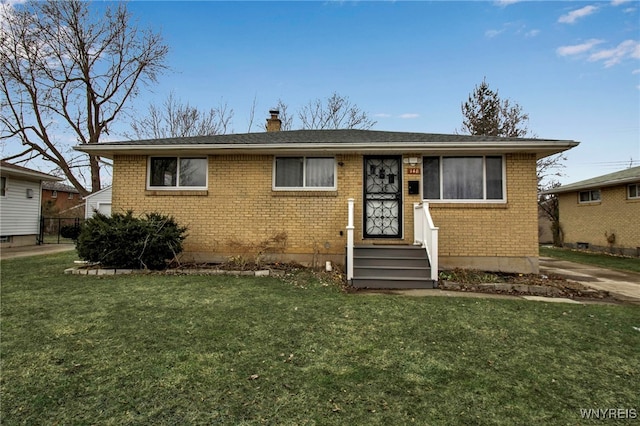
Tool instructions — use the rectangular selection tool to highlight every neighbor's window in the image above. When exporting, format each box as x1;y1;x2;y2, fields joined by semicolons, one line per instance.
68;192;74;200
0;177;6;197
628;183;640;200
51;190;57;198
148;157;207;189
423;156;504;201
578;189;600;203
274;157;336;190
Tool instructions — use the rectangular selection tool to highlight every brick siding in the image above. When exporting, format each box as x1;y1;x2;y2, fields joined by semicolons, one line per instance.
112;152;540;272
558;185;640;256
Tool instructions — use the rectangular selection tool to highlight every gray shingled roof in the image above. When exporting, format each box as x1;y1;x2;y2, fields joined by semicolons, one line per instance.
542;166;640;194
91;129;565;146
74;129;579;159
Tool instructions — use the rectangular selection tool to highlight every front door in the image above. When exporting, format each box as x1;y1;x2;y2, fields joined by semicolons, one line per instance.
364;156;402;238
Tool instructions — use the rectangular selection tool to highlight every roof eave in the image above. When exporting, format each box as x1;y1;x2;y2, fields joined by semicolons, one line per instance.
74;141;578;159
0;167;63;182
542;175;640;194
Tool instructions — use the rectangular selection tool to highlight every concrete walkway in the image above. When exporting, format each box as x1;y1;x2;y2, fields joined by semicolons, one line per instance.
0;244;75;260
539;257;640;304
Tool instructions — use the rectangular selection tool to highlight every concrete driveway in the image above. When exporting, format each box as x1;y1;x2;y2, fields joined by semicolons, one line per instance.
539;257;640;304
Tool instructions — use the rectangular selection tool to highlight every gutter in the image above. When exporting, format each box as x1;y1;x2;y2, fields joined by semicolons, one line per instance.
74;140;579;159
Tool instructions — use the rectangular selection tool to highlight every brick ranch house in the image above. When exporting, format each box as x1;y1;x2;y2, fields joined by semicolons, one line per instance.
76;112;578;288
542;166;640;257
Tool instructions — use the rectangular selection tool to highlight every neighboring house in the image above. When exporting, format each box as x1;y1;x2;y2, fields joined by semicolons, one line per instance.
42;181;84;217
75;111;578;286
0;161;63;247
84;186;112;219
542;166;640;257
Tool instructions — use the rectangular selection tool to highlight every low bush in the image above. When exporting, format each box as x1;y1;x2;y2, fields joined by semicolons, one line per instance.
76;211;187;270
60;224;82;240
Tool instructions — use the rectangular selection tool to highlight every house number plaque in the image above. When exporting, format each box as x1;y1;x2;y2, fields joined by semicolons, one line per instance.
407;168;421;175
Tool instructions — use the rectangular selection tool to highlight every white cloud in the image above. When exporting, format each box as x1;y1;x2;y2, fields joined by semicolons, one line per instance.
485;29;504;38
611;0;632;6
525;29;540;38
399;113;419;119
558;5;598;24
589;40;640;67
632;69;640;74
556;39;603;56
494;0;521;7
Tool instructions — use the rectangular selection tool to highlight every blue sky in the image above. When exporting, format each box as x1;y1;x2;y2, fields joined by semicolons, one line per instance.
119;0;640;185
4;1;640;186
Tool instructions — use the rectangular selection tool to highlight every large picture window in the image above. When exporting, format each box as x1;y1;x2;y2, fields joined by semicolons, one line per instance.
148;157;207;189
274;157;336;190
423;156;504;201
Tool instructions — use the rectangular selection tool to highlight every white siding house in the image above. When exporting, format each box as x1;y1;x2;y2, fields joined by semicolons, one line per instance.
84;186;112;218
0;161;63;247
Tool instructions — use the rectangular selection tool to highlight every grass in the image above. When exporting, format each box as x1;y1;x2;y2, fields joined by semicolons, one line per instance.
2;252;639;425
540;246;640;274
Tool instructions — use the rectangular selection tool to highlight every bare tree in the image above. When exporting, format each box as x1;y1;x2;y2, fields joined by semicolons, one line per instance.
129;92;233;139
273;99;293;131
298;92;376;130
0;0;168;195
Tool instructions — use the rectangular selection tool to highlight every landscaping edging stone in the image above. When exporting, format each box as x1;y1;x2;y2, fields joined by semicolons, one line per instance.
64;266;278;277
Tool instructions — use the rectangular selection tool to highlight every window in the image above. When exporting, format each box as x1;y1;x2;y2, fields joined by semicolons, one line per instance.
628;183;640;200
51;190;57;198
274;157;336;190
0;177;6;197
422;156;504;201
148;157;207;189
68;193;74;200
579;190;600;203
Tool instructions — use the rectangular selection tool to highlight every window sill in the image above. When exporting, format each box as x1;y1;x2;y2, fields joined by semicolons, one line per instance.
577;201;601;206
271;191;338;198
428;202;508;209
145;190;208;196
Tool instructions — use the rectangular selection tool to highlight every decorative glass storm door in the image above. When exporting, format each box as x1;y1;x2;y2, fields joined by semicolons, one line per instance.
364;156;402;238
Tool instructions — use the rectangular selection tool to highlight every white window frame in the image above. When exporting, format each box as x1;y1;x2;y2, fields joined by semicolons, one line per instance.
147;156;208;190
51;190;57;198
627;183;640;200
272;156;337;191
0;177;6;197
578;189;601;204
422;155;506;203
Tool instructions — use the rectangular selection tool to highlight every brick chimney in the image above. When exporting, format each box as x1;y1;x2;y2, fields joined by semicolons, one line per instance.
266;109;281;132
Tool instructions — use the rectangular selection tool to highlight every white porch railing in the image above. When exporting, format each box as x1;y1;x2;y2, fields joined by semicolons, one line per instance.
414;202;439;281
346;198;355;281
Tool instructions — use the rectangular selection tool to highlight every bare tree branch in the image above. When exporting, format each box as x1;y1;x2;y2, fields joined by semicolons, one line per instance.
0;0;168;195
298;92;376;130
128;92;234;139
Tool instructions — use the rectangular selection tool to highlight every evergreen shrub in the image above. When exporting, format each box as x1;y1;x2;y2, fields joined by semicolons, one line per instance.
76;211;187;270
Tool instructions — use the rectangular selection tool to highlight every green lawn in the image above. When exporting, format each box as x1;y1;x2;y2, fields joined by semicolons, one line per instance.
2;252;639;425
540;246;640;273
